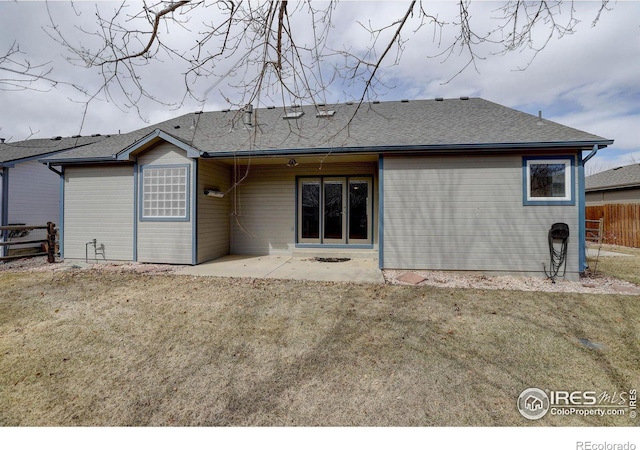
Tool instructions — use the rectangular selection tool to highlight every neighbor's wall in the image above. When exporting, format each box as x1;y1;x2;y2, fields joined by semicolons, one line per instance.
136;142;193;264
231;161;377;255
197;160;231;263
63;164;134;261
382;154;580;278
586;188;640;206
6;160;60;245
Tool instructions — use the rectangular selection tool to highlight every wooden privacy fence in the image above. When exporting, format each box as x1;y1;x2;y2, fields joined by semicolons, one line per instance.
0;222;59;263
586;204;640;248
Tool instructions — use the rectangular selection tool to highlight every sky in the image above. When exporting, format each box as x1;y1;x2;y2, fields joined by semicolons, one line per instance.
0;0;638;172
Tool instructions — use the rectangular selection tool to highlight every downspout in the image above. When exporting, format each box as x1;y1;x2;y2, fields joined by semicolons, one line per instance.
46;162;63;177
578;145;599;273
582;144;600;164
0;167;8;258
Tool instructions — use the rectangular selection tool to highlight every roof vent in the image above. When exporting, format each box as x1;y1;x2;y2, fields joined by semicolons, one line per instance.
460;96;469;100
72;135;81;138
194;111;203;115
0;138;5;144
267;106;275;110
613;166;623;171
243;104;253;127
435;97;444;102
372;100;380;104
346;101;354;105
174;125;181;129
91;133;101;137
401;99;409;103
283;111;304;120
316;110;335;118
221;108;230;112
51;136;62;140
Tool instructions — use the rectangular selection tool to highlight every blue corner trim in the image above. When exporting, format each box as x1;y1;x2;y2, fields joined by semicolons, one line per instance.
58;169;64;259
378;155;384;269
133;163;138;262
1;168;9;257
192;159;198;265
522;155;576;206
578;155;587;272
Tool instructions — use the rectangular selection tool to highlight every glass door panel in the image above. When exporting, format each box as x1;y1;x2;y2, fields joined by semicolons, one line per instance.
349;180;369;242
299;180;321;243
323;180;345;243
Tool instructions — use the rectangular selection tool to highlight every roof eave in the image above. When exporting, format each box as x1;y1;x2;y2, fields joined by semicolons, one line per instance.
38;155;121;165
586;182;640;192
203;140;613;159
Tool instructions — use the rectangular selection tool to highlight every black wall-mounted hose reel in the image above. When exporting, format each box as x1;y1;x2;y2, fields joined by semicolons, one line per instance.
543;222;569;283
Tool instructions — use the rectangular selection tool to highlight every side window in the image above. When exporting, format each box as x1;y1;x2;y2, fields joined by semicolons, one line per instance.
523;157;574;205
141;165;189;220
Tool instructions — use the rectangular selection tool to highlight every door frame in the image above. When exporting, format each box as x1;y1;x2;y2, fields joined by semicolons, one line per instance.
296;175;374;247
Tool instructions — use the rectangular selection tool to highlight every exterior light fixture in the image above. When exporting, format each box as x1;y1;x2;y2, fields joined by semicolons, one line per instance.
287;159;299;167
204;189;224;198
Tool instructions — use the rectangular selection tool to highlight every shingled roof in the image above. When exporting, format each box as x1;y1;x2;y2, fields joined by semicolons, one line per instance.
586;163;640;191
43;98;613;163
0;134;110;165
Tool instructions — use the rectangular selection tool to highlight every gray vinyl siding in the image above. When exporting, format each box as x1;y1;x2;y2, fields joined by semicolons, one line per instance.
136;142;193;264
63;165;134;261
586;188;640;205
383;154;579;277
231;162;377;255
197;161;231;263
6;160;59;245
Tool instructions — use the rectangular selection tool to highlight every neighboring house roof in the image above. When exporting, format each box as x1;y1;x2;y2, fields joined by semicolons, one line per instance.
43;98;613;164
0;135;110;166
585;163;640;192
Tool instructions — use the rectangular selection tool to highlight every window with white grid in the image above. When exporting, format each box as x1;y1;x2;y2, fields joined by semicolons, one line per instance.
141;166;188;219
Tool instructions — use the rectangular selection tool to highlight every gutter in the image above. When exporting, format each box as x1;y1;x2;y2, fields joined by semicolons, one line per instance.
202;140;614;159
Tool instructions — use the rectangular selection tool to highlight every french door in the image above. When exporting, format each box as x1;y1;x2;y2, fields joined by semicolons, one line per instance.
298;177;372;245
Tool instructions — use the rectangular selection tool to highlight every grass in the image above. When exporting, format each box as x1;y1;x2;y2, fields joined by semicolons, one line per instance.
588;244;640;285
1;268;639;426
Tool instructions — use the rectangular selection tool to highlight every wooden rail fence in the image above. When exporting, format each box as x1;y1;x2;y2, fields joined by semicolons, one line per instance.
586;204;640;248
0;222;59;263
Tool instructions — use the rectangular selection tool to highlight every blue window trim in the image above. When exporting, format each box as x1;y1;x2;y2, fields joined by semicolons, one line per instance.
294;174;374;248
522;155;575;206
138;163;191;222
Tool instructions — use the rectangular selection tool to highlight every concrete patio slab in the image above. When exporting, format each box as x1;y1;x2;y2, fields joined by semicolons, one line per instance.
177;254;385;284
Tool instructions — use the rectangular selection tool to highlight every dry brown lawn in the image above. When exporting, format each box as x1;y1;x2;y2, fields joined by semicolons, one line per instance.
588;245;640;286
1;268;639;426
